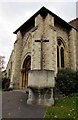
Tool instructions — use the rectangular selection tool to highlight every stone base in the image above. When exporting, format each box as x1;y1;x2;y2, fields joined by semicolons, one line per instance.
28;70;55;88
27;96;54;106
27;88;54;106
27;70;55;106
9;82;13;89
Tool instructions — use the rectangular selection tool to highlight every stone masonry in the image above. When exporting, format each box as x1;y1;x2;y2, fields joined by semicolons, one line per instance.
6;7;78;91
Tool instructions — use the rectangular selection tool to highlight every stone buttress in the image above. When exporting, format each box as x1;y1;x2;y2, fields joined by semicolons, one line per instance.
13;31;23;89
27;13;56;106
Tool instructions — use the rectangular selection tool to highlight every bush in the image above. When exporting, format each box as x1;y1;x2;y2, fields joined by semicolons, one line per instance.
2;77;10;90
0;78;2;89
0;72;2;89
76;70;78;92
56;68;77;96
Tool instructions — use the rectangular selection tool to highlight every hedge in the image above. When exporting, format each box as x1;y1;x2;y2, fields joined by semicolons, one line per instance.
56;68;78;96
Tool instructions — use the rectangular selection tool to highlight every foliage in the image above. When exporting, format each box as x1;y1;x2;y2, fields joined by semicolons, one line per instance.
2;77;10;90
0;56;5;71
0;71;2;89
44;96;78;119
56;68;77;96
76;70;78;91
0;77;2;89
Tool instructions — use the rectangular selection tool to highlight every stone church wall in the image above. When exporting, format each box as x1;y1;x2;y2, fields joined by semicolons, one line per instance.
21;28;33;66
31;13;57;75
54;23;77;71
68;28;76;70
43;14;57;73
6;10;78;90
76;31;78;70
13;31;23;89
6;50;14;78
31;14;44;70
55;23;69;69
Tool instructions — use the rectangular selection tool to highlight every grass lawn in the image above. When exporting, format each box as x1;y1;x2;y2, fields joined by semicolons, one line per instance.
44;96;78;120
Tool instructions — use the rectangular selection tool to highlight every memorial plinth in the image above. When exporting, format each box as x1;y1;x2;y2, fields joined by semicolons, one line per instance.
27;70;55;106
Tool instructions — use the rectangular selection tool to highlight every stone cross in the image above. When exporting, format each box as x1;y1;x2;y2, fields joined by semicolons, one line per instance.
35;35;49;70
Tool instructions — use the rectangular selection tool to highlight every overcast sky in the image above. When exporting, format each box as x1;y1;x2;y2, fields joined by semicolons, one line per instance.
0;0;78;69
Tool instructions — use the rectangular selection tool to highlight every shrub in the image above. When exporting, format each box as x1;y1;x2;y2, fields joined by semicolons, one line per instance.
0;72;2;89
56;68;77;95
76;71;78;92
0;78;2;89
2;77;10;90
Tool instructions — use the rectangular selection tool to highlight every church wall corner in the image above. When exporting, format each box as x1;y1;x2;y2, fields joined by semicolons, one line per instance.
68;28;77;70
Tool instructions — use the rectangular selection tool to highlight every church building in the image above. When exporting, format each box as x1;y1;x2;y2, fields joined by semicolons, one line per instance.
6;7;78;105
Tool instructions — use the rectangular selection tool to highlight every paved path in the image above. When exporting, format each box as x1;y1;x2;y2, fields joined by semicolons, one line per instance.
2;90;46;118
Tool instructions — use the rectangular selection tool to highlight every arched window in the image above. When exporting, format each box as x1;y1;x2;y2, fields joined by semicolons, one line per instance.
57;39;64;69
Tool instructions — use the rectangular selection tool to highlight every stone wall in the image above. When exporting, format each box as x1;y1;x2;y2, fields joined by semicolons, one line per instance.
13;31;23;89
43;14;57;74
31;14;44;70
55;23;69;69
6;11;78;90
21;29;32;65
31;13;57;75
6;50;14;78
54;23;77;71
76;31;78;70
68;28;76;70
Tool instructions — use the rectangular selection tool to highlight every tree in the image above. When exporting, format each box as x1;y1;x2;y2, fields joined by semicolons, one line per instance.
0;56;5;72
0;56;5;89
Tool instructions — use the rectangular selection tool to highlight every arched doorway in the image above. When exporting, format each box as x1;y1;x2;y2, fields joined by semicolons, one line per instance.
22;55;31;89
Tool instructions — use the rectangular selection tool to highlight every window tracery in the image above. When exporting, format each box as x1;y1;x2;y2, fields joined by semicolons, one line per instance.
57;38;65;69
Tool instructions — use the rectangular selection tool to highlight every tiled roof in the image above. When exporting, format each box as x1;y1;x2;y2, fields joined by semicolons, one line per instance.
69;18;78;30
14;7;78;34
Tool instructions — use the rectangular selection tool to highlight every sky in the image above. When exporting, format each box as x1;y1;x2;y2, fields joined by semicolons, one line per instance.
0;0;78;69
